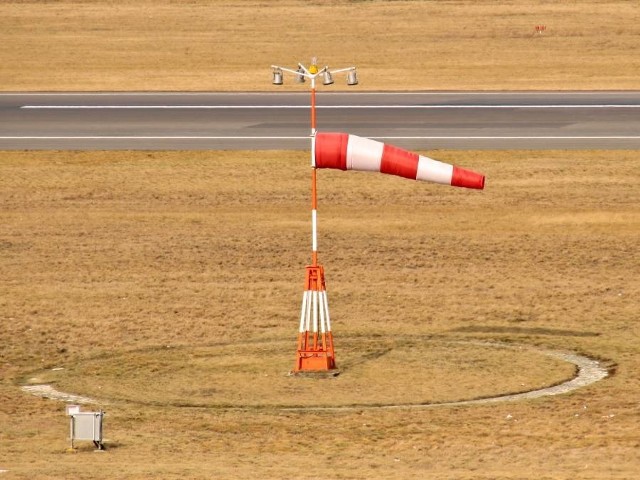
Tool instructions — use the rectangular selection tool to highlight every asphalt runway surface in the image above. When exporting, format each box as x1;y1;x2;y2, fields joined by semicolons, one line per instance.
1;91;639;150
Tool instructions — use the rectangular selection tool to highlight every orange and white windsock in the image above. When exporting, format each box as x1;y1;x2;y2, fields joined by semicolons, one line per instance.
314;132;485;190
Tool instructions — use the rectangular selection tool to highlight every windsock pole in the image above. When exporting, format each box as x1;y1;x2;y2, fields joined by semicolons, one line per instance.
271;58;357;373
310;79;318;267
296;64;335;372
297;75;337;372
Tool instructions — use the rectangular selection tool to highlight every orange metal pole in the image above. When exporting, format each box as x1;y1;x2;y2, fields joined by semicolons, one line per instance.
310;84;318;267
293;69;337;372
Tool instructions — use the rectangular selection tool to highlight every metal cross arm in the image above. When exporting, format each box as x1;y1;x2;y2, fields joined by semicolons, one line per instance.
271;59;358;86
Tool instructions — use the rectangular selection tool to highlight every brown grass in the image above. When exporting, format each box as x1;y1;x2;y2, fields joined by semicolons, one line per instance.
1;149;639;478
1;0;639;91
1;1;638;477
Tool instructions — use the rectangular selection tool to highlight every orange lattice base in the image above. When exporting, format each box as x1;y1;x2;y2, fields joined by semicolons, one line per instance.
294;264;338;372
295;342;337;372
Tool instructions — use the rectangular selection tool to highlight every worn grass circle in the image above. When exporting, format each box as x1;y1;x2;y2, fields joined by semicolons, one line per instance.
40;337;577;409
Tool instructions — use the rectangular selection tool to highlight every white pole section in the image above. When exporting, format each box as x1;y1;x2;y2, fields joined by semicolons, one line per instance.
312;210;317;254
319;291;326;334
312;290;319;333
322;291;332;332
299;291;308;333
305;291;312;332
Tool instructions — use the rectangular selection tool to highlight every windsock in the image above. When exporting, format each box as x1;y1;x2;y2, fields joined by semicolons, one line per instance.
314;132;485;190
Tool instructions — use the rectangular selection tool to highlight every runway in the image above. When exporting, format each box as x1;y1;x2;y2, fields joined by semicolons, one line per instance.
1;92;639;150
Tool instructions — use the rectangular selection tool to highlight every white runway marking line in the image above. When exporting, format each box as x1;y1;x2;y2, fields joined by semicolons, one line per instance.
375;136;640;139
2;91;637;96
1;136;639;140
0;136;307;140
19;104;640;109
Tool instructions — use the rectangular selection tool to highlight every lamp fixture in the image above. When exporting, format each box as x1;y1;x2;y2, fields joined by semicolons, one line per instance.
272;68;283;85
295;66;306;83
322;69;334;86
347;69;358;86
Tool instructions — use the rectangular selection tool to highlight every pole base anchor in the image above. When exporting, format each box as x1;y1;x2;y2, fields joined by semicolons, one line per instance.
294;264;338;373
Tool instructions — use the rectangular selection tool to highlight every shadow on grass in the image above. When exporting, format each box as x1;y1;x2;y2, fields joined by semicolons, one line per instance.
451;326;600;337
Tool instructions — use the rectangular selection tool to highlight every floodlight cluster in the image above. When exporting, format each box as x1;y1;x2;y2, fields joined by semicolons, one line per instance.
271;60;357;86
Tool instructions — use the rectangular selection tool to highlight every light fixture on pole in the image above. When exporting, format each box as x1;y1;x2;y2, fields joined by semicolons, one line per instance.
347;69;358;86
271;61;358;88
272;68;283;85
322;69;334;86
295;66;306;83
270;57;358;373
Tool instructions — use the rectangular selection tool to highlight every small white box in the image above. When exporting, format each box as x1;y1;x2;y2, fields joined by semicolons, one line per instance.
66;406;105;450
66;405;80;416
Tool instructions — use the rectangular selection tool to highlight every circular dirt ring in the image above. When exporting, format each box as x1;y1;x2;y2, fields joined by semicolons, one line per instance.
20;338;609;410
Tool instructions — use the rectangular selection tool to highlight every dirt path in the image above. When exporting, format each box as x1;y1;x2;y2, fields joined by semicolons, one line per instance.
20;384;99;405
281;347;609;412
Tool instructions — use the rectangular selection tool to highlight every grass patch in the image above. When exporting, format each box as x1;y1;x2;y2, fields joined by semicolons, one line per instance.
1;1;639;91
24;339;576;409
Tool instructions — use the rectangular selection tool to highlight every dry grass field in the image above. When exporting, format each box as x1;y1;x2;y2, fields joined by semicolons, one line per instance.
1;1;640;478
1;149;639;478
1;0;639;91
